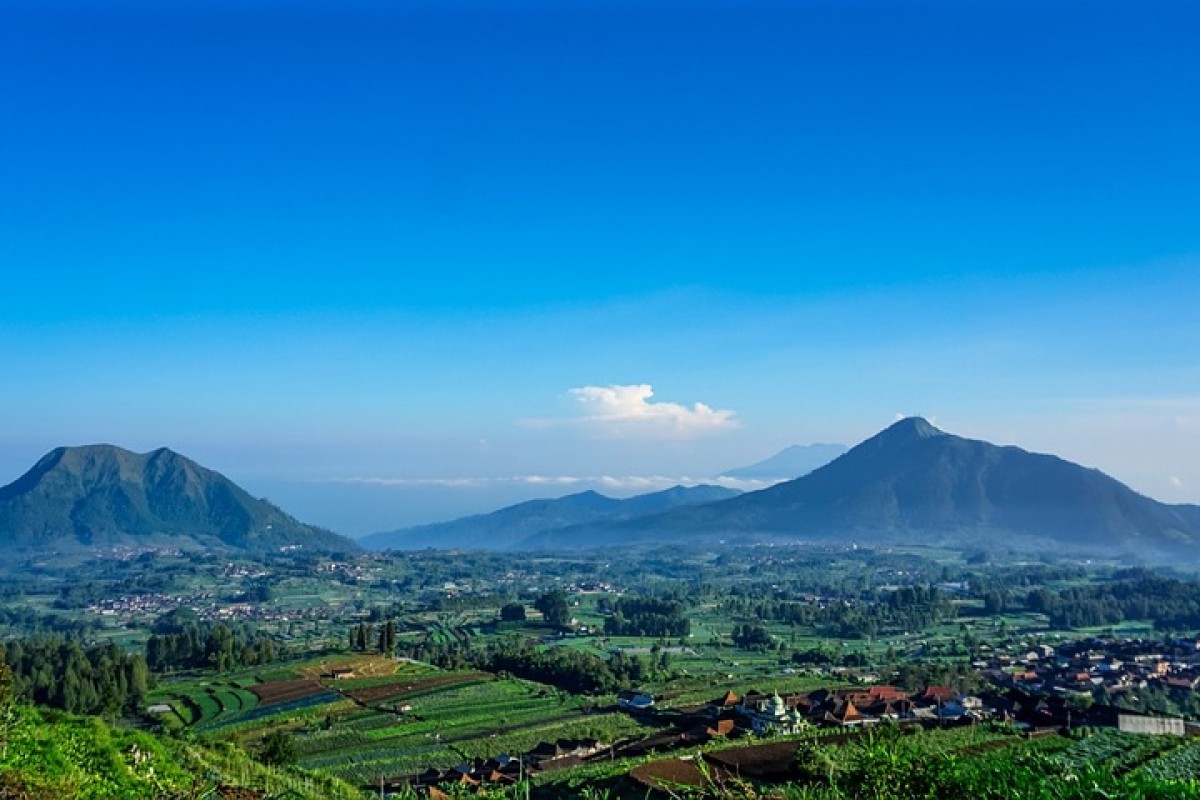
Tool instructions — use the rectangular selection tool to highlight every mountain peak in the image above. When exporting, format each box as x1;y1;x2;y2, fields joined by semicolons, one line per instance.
0;444;355;553
882;416;943;440
722;442;848;481
583;417;1200;561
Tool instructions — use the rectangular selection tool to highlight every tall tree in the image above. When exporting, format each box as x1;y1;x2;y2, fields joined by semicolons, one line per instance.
534;591;572;628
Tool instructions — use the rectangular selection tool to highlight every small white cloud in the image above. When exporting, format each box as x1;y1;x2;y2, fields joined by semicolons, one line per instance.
1170;475;1183;488
565;383;738;438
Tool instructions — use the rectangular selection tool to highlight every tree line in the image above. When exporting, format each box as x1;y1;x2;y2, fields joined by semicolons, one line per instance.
398;636;659;694
349;620;397;653
145;608;280;673
602;596;690;638
1;637;149;717
1024;575;1200;630
724;584;957;639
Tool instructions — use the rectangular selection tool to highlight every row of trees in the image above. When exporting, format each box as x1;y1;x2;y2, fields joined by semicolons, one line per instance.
349;620;397;653
732;623;774;651
1024;575;1200;630
2;638;149;717
398;636;661;694
145;609;279;673
603;596;690;638
725;584;957;639
534;591;572;628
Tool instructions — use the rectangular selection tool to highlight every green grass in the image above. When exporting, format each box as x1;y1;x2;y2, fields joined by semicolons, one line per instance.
0;703;364;800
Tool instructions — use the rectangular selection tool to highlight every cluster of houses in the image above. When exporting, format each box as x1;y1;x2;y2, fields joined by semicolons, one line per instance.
221;562;268;579
977;636;1200;701
622;674;1195;747
91;545;183;561
409;739;609;795
694;685;978;738
85;592;326;625
315;560;372;581
403;669;1195;796
86;592;212;618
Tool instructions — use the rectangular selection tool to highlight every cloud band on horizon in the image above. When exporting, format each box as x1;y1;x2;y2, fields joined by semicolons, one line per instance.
319;474;772;492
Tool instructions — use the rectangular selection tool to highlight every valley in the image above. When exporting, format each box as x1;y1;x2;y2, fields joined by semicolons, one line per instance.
3;421;1200;797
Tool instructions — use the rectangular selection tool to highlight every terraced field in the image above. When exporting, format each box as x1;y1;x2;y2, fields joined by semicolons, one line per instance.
151;681;262;730
292;677;639;785
155;655;638;788
251;678;328;706
340;671;492;706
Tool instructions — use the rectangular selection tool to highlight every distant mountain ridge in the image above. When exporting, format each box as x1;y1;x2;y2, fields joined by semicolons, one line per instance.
523;418;1200;560
0;444;355;553
722;443;848;481
360;484;741;551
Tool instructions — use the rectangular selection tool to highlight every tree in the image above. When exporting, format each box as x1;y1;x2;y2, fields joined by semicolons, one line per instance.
500;602;527;622
378;620;397;654
259;729;296;766
534;591;572;628
0;659;16;759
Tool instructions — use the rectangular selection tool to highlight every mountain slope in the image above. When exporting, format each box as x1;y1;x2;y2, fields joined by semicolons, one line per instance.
360;484;741;551
0;445;355;553
721;443;848;481
528;418;1200;559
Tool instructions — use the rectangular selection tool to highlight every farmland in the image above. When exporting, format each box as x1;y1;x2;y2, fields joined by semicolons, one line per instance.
6;542;1200;798
544;724;1200;800
146;653;643;786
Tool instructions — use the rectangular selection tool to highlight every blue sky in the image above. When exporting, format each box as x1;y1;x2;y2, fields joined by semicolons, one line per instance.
2;0;1198;534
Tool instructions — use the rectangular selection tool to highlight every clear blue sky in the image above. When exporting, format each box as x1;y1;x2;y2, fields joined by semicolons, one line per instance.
2;0;1198;534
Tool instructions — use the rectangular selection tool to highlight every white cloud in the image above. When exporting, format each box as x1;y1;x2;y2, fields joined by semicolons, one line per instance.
321;474;773;492
564;383;738;438
1170;475;1183;488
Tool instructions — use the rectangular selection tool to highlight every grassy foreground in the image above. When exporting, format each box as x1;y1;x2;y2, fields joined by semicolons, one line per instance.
0;703;362;800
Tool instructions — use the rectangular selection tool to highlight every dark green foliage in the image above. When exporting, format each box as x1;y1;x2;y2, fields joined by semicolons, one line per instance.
732;623;774;650
258;729;297;766
2;637;149;717
603;596;690;637
500;602;527;621
484;640;620;693
534;590;572;628
1026;574;1200;630
350;621;375;652
725;583;955;639
378;619;397;654
146;617;278;673
401;638;623;694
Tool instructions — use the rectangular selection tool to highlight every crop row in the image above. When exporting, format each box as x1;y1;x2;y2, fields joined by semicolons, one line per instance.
202;691;344;732
1056;729;1181;774
1137;740;1200;782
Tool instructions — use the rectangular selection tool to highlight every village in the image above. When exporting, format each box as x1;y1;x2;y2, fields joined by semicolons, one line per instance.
403;633;1200;796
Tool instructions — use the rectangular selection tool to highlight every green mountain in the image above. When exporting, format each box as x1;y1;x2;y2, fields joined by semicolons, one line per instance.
721;442;848;481
526;418;1200;560
360;484;741;551
0;444;356;553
